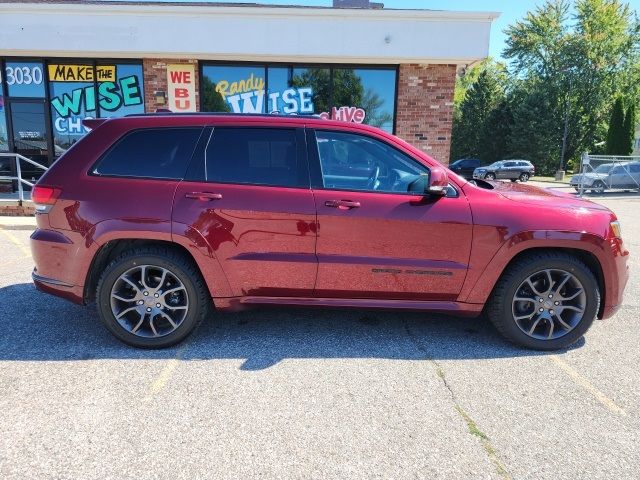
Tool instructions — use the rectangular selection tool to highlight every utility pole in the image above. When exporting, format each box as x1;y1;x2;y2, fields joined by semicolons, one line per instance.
557;74;573;180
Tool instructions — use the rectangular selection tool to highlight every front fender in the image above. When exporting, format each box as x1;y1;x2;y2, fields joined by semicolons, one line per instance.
458;230;606;305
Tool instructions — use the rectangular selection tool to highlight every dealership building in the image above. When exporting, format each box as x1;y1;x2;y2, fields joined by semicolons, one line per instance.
0;0;497;170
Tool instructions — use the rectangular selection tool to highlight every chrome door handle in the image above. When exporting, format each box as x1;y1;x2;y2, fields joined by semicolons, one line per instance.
185;192;223;201
325;200;361;209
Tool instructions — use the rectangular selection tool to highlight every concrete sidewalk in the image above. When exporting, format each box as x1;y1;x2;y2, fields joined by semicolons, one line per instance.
0;215;37;231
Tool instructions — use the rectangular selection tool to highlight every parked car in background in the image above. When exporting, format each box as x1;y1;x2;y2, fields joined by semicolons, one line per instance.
473;160;535;182
570;162;640;193
449;158;481;180
30;113;628;351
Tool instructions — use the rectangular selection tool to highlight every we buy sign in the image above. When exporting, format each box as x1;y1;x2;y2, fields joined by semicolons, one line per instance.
167;64;196;112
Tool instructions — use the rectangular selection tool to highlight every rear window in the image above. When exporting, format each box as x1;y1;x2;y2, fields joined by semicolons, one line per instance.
205;127;305;187
94;127;202;179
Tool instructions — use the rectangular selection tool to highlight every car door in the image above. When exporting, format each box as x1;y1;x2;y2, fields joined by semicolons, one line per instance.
172;126;318;298
308;128;473;301
629;163;640;189
501;161;516;179
609;165;630;188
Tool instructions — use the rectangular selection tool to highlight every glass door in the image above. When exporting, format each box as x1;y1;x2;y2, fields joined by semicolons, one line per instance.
8;100;50;187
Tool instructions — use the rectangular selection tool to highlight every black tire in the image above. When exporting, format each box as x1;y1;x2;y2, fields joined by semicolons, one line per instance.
485;172;496;180
519;172;530;182
487;251;600;350
510;179;518;183
591;180;606;194
96;246;210;349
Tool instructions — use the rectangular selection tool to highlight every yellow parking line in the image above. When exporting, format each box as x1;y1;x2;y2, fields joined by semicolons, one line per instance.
143;343;189;402
550;355;625;416
0;228;32;258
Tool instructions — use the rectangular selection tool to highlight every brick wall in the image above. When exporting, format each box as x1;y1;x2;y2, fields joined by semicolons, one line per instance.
395;64;456;165
0;204;35;216
143;59;200;113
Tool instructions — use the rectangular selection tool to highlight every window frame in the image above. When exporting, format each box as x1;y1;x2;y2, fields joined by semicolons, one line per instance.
196;125;311;190
89;126;205;181
307;128;440;197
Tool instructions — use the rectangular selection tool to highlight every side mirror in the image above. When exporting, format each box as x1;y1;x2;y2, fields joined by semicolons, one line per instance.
427;166;449;196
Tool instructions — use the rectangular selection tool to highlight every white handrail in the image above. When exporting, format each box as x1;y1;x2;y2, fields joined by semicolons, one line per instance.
0;153;49;203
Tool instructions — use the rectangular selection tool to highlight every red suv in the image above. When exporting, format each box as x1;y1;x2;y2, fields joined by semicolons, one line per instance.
30;114;629;350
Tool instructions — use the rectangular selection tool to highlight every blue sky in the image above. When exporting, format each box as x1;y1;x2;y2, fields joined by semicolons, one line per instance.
121;0;640;59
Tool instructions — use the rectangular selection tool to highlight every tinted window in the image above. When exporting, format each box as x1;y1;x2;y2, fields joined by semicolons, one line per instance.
205;128;304;187
94;127;202;179
503;161;516;167
315;130;426;193
629;164;640;173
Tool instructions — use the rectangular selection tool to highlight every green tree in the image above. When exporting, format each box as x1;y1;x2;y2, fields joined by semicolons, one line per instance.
503;0;640;169
451;70;504;160
623;102;636;154
606;97;626;154
201;76;230;112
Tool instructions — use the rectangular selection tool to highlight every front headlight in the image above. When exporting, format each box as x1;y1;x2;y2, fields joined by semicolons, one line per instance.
610;220;622;239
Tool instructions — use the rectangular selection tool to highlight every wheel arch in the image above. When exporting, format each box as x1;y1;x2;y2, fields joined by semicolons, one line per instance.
486;247;606;318
461;233;608;318
83;237;232;304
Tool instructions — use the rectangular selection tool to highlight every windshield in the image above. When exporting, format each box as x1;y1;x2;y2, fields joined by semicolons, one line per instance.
593;164;614;174
489;162;502;168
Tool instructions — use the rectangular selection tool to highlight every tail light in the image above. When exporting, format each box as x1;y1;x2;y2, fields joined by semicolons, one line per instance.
31;185;61;213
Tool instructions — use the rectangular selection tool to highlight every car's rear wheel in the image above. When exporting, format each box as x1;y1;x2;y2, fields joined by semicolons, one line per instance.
519;172;530;182
591;181;606;194
487;252;599;350
485;172;496;180
96;246;210;348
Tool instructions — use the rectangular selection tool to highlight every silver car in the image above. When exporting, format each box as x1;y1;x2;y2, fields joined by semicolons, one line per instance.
570;162;640;193
473;160;535;182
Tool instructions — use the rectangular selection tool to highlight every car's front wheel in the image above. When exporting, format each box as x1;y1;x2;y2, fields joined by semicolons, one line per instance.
591;180;606;194
485;172;496;180
487;252;599;350
96;246;210;348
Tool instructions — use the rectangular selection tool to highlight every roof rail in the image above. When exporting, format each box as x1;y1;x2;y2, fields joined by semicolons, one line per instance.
124;112;323;119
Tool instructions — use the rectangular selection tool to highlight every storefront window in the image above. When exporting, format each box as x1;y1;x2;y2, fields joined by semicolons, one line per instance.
201;63;397;132
49;62;144;155
331;68;396;133
5;61;45;98
201;65;264;113
267;66;330;115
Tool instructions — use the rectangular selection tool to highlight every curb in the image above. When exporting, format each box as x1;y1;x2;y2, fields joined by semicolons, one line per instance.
0;224;36;231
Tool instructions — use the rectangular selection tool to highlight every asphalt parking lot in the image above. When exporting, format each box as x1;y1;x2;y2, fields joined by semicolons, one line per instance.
1;189;638;479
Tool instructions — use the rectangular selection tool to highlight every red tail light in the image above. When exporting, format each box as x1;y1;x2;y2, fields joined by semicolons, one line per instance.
31;186;61;212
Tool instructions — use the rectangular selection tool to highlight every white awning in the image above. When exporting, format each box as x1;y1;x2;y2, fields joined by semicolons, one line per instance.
0;2;498;65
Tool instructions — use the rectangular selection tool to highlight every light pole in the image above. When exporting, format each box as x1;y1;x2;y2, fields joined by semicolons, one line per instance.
557;72;573;180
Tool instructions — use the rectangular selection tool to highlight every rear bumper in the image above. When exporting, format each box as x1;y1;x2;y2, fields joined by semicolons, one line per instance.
32;270;84;304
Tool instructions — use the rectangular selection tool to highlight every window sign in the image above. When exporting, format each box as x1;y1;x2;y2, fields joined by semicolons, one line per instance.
167;64;197;112
201;64;397;132
202;65;264;113
49;62;144;155
5;61;45;98
268;66;328;115
99;63;144;118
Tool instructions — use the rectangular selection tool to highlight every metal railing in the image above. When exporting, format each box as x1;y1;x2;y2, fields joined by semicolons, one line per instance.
0;153;49;203
574;154;640;197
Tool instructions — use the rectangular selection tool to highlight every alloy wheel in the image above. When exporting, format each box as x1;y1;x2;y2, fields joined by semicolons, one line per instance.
511;269;586;340
109;265;189;338
485;173;496;180
520;173;529;182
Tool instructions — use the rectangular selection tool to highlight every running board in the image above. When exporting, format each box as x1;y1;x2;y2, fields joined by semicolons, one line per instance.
214;296;483;316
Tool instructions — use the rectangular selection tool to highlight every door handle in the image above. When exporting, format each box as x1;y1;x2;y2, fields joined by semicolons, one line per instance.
325;199;361;209
185;192;223;201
